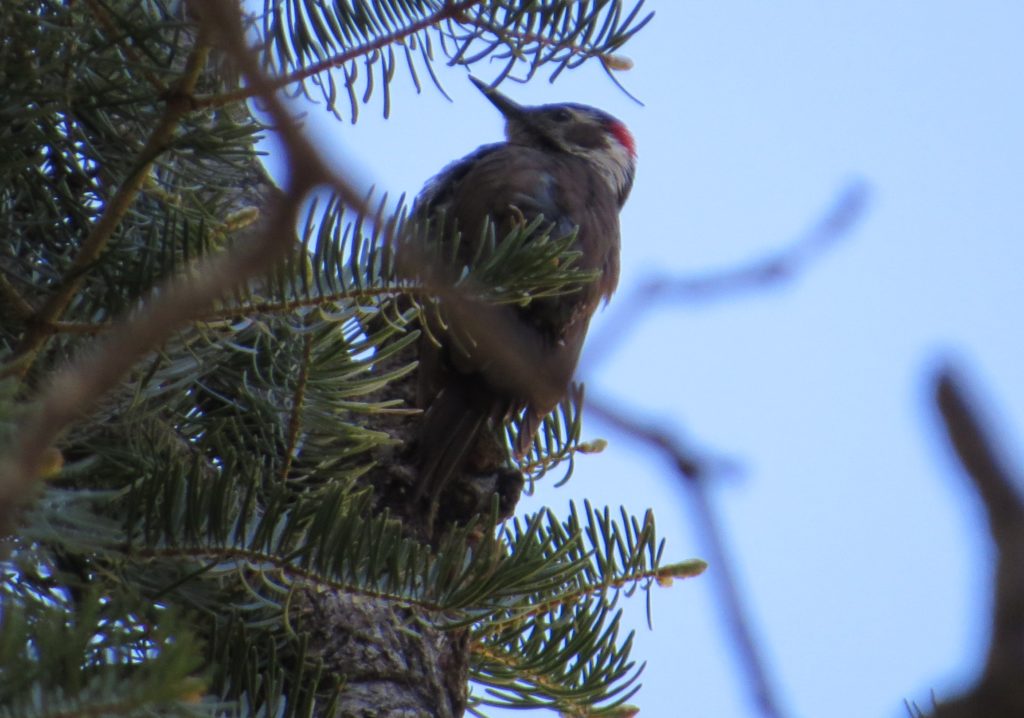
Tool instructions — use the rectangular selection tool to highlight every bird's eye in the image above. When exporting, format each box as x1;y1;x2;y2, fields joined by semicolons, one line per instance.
552;108;573;122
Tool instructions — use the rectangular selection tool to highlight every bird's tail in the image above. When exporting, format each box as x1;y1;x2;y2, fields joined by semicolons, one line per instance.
414;382;489;509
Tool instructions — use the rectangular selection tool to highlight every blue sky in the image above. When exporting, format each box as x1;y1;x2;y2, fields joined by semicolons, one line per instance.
264;2;1024;715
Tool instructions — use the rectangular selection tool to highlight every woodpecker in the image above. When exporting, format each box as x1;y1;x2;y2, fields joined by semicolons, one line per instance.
411;77;636;515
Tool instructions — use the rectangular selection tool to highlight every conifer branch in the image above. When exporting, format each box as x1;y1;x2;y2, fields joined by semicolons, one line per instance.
0;0;372;532
83;0;170;95
0;273;34;320
281;336;312;479
0;3;676;716
3;41;212;380
193;0;485;111
472;558;706;636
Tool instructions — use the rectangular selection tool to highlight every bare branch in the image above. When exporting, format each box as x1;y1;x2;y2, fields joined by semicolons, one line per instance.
935;369;1024;531
586;394;787;718
585;180;870;370
570;182;871;717
931;366;1024;717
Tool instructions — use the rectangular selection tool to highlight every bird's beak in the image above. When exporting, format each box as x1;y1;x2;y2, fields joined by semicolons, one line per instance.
469;76;527;122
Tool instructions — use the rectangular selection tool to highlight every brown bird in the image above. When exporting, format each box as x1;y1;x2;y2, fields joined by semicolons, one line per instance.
412;77;636;516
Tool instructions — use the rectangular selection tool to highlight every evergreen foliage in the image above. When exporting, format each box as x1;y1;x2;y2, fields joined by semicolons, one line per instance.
0;1;704;716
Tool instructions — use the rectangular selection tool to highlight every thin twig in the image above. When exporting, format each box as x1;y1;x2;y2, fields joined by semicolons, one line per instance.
585;180;870;371
0;273;34;320
191;0;485;111
281;334;314;482
471;557;707;636
586;395;787;718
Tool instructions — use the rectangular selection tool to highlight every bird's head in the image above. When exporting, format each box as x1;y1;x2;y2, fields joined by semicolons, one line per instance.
470;77;636;206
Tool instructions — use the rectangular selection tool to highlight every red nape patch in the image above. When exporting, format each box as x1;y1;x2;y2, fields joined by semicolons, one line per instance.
608;121;636;157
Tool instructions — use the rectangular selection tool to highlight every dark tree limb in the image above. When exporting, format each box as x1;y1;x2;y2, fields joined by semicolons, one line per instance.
931;366;1024;717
